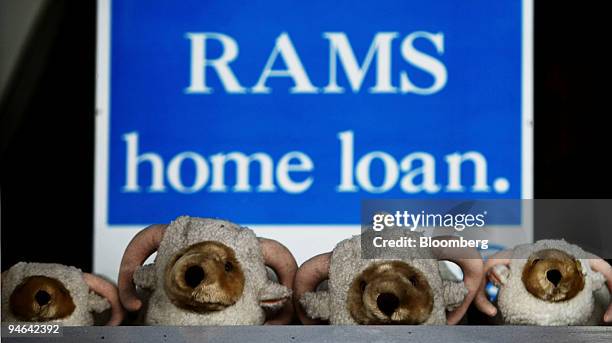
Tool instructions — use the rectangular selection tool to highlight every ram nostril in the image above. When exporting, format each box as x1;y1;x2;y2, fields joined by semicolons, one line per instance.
546;269;562;287
184;266;205;288
35;290;51;306
377;293;400;317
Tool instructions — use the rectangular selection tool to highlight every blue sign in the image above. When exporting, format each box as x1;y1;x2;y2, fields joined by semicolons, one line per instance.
98;0;532;226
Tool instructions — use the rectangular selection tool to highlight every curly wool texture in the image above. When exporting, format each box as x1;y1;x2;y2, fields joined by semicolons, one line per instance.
497;240;609;325
1;263;110;326
300;231;467;325
135;216;290;325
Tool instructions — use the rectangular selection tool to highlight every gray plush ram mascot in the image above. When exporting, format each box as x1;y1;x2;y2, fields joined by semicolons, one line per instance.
295;230;484;325
117;216;297;325
1;262;124;325
475;239;612;325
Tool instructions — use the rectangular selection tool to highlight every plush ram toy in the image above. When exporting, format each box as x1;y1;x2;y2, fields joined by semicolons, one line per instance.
117;216;297;325
474;239;612;325
1;262;124;325
295;230;483;325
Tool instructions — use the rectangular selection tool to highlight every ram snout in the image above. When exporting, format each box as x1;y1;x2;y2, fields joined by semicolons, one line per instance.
521;249;585;302
347;261;433;324
164;241;245;313
9;276;76;321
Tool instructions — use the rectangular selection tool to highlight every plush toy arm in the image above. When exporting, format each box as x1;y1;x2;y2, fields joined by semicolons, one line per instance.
88;292;111;313
299;291;330;320
259;281;292;312
443;280;468;311
133;264;156;290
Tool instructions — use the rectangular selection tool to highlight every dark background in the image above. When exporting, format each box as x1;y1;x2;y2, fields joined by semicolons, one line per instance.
1;1;611;271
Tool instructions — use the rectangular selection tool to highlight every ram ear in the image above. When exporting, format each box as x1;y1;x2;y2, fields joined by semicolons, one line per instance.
590;271;606;291
443;280;468;311
134;264;156;290
489;264;511;286
82;273;125;325
431;236;484;324
88;292;111;313
299;291;330;321
259;282;291;311
118;224;166;312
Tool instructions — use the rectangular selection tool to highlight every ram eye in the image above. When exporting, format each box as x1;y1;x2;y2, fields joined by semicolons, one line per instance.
409;276;418;286
360;281;367;292
224;261;233;272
